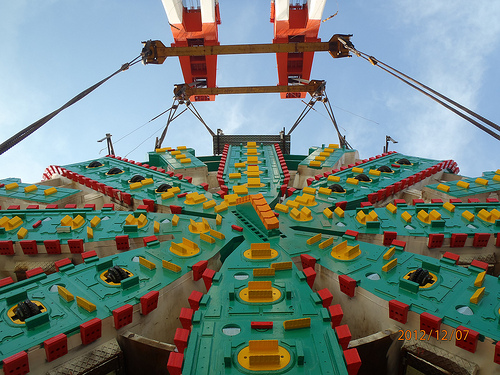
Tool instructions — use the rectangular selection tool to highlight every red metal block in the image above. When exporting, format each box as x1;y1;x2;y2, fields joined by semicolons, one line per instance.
455;326;479;353
64;204;77;209
449;198;462;204
157;168;165;173
32;220;42;228
468;198;480;203
306;177;314;186
431;199;443;204
344;348;362;375
26;205;39;209
113;304;133;329
46;204;58;209
450;233;467;247
376;189;386;202
44;333;68;362
0;276;14;288
471;259;488;271
443;252;460;265
0;240;14;255
44;239;61;254
251;321;273;330
287;187;297;197
174;328;190;353
394;199;406;205
202;268;216;291
177;193;188;199
428;233;445;249
335;201;348;210
192;260;208;281
68;239;84;254
81;250;98;262
231;225;243;232
179;307;194;330
142;199;155;212
54;258;71;272
360;201;373;208
20;240;38;255
115;235;130;251
83;203;95;210
303;267;316;288
136;204;149;211
300;254;316;269
473;233;490;247
383;231;397;246
7;205;20;210
495;341;500;365
420;312;442;338
335;324;352;350
367;193;378;203
143;235;158;247
329;304;343;328
80;318;102;345
140;290;160;315
412;198;424;205
344;230;359;240
167;352;184;375
121;192;132;205
391;239;406;250
317;288;333;307
338;275;356;298
174;173;183;180
200;182;209;191
26;267;44;278
170;205;183;214
184;176;193;183
497;234;500;248
2;351;29;375
487;197;499;203
188;290;204;311
389;300;409;324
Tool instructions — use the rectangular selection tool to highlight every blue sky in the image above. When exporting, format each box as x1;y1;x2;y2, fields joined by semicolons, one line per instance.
1;1;499;183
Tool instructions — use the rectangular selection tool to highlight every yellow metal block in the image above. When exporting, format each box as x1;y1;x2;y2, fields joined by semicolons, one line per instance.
162;260;181;272
141;178;154;186
233;185;248;195
429;210;441;221
130;182;142;190
307;233;322;245
177;145;187;150
139;256;156;270
346;177;359;185
247;156;259;163
478;209;492;223
329;144;339;149
172;214;180;226
0;216;8;228
247;165;260;172
71;215;85;229
209;229;225;239
234;162;246;168
443;202;455;212
475;178;488;186
87;226;93;239
216;214;222;226
214;202;228;213
417;210;430;224
318;187;332;196
462;210;475;222
470;287;485;304
24;184;38;193
61;215;73;227
437;183;450;192
474;271;486;287
203;200;216;209
271;261;292;270
171;150;181;155
309;160;322;167
155;147;167;153
369;169;381;176
352;167;364;174
356;210;367;224
169;186;181;194
303;187;316;195
286;200;300;209
493;175;500;182
492;209;500;221
300;206;312;219
386;203;397;214
334;207;345;218
331;241;361;260
125;214;137;225
383;247;395;260
382;258;398;272
200;233;216;244
246;171;259;177
76;296;96;312
180;158;191;164
90;216;101;228
224;194;239;206
319;151;330;157
296;193;315;205
319;237;333;249
323;207;333;219
457;180;470;189
253;268;275;277
154;220;160;233
137;214;148;228
5;182;19;190
161;191;175;200
289;208;301;220
327;175;341;182
283;318;311;330
315;156;326;161
247;142;257;147
367;210;378;221
7;216;23;230
324;148;334;153
247;178;261;187
249;339;278;352
229;173;241;179
249;281;272;290
44;187;57;196
175;153;186;159
275;203;289;213
57;286;74;302
247;148;258;155
17;227;28;239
